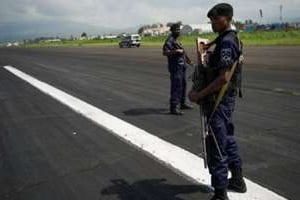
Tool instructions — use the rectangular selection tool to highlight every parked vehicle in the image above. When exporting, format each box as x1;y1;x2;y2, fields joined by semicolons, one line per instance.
119;34;141;48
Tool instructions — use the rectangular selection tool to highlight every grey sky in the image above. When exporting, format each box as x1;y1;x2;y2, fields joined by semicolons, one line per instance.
0;0;299;41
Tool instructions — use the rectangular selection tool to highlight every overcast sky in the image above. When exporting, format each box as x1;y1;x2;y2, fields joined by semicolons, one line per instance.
0;0;300;41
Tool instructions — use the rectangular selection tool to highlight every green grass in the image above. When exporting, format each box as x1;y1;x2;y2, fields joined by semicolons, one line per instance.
239;30;300;46
25;38;119;48
142;30;300;46
24;29;300;48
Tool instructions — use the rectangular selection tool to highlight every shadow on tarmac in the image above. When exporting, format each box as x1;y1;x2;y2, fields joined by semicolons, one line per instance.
123;108;169;116
101;178;211;200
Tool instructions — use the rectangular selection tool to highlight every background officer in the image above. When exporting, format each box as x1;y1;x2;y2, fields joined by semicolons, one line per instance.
189;3;247;200
163;23;193;115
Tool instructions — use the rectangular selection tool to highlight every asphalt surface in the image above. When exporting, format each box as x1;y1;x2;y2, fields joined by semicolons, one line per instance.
0;46;299;200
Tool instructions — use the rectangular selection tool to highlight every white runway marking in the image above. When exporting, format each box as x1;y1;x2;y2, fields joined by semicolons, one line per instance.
4;65;287;200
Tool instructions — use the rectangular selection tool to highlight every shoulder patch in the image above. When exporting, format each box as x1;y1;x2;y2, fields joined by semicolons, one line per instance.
221;48;232;62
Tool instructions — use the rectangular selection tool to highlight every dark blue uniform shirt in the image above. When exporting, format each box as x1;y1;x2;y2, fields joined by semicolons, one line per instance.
163;35;186;73
209;30;239;71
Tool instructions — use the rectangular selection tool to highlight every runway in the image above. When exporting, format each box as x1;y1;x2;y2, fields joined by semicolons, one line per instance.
0;46;299;200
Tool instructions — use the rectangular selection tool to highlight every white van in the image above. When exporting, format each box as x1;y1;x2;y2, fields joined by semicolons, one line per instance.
119;34;141;48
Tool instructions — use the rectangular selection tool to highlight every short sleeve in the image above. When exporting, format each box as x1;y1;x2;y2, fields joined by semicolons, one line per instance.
218;40;237;69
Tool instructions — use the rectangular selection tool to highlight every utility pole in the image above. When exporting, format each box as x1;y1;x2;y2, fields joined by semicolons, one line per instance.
280;5;283;22
259;9;263;24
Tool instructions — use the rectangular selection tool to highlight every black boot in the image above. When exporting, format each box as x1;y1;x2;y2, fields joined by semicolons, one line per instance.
210;188;229;200
228;168;247;193
180;103;193;110
170;105;184;115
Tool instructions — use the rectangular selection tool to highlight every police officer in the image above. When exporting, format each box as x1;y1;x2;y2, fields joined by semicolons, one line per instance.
163;23;193;115
189;3;246;200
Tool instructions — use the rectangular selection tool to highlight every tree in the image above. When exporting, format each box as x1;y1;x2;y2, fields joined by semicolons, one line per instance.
81;32;87;38
151;24;158;28
166;22;173;27
138;27;145;34
166;21;182;27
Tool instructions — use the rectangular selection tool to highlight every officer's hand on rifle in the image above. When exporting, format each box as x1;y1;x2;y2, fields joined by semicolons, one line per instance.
188;90;202;104
175;49;184;54
163;49;184;56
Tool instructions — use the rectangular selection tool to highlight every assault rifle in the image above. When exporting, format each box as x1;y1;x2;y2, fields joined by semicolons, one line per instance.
195;38;238;168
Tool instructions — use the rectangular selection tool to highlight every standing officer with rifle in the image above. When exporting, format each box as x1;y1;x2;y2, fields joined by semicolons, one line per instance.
163;23;193;115
189;3;246;200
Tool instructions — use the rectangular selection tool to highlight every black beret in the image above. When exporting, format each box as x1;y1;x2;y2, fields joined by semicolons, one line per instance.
207;3;233;18
170;23;181;31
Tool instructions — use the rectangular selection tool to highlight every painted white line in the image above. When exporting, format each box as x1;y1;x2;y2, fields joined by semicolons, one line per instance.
4;65;286;200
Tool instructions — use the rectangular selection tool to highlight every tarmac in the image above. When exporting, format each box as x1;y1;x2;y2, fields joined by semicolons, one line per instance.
0;46;299;200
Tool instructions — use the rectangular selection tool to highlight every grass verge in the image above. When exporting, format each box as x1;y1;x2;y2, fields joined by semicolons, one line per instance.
24;30;300;48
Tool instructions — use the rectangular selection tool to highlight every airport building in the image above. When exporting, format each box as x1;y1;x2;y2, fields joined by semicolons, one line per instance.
181;24;213;35
181;24;237;35
141;26;170;36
